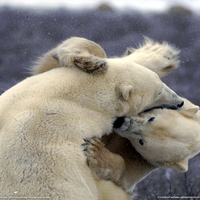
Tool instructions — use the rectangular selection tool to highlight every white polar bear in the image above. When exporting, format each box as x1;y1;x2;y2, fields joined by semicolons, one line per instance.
0;37;183;200
103;98;200;194
116;98;200;171
84;38;200;196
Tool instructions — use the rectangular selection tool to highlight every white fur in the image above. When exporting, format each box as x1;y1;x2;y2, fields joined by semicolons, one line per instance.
0;37;183;199
115;98;200;173
124;37;180;78
84;38;200;195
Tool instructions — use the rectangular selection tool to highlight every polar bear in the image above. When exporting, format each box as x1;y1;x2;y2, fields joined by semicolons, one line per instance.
85;98;200;194
83;39;200;195
0;37;183;200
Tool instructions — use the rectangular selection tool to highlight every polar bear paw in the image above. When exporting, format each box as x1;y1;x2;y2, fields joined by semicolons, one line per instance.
125;37;180;78
57;49;107;75
82;137;112;179
82;137;125;182
82;138;103;165
74;56;107;75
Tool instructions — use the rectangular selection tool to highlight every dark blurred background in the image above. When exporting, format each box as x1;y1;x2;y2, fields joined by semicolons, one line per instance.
0;2;200;199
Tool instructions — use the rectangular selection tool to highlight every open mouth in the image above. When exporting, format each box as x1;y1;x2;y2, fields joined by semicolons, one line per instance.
113;101;184;128
142;101;184;113
143;104;178;113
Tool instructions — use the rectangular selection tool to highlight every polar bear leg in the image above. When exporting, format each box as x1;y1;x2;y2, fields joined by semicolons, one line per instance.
73;53;107;74
82;138;125;185
31;37;108;75
56;37;108;74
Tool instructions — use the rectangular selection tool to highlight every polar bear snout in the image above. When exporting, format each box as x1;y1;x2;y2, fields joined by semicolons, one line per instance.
167;100;184;110
155;85;184;111
113;117;125;129
165;86;184;109
178;100;184;108
167;99;184;110
172;96;184;110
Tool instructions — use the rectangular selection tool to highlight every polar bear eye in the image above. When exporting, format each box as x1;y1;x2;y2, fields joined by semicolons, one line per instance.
139;139;144;146
148;117;155;122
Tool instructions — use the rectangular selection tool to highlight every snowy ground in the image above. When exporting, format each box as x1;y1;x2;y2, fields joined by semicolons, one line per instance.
0;5;200;199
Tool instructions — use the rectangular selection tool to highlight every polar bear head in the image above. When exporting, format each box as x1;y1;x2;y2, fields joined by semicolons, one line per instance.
103;59;184;117
115;98;200;172
30;37;184;118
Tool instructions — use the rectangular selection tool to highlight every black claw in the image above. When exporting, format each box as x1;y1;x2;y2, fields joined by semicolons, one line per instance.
100;62;106;67
52;54;59;61
91;137;98;142
83;138;90;143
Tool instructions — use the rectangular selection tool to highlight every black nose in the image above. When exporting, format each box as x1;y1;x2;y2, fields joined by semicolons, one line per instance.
178;101;184;108
113;117;125;129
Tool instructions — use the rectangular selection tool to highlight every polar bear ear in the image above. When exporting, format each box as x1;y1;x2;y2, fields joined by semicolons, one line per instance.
117;85;134;100
173;159;188;172
179;106;199;118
